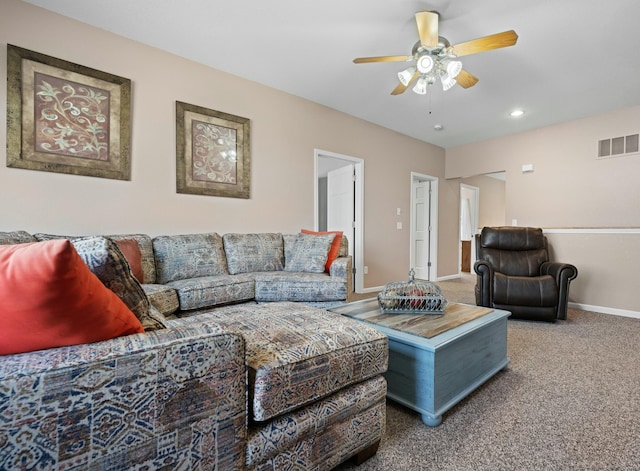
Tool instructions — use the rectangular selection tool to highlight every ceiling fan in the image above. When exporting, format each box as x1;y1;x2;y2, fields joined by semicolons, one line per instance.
353;11;518;95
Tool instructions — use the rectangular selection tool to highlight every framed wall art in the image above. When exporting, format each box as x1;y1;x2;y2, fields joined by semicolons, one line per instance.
6;44;131;180
176;101;250;198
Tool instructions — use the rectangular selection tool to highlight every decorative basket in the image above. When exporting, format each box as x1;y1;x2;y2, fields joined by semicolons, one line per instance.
377;269;448;314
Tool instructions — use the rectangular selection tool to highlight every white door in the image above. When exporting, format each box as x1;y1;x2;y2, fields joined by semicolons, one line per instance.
460;184;479;270
412;180;430;279
410;173;438;281
327;164;355;262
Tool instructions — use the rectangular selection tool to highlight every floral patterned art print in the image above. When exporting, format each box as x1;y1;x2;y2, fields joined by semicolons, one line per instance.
6;45;131;180
191;119;237;184
176;101;250;199
34;73;110;161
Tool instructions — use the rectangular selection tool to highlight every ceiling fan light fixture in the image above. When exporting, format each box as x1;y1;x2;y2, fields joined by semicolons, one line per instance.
398;66;417;86
446;60;463;78
413;76;428;95
416;55;434;74
441;74;457;91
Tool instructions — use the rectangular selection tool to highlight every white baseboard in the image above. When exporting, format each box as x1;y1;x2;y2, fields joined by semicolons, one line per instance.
436;274;462;281
357;286;384;294
568;302;640;319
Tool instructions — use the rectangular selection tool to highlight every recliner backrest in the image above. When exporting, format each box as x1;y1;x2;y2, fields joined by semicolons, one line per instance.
477;226;549;277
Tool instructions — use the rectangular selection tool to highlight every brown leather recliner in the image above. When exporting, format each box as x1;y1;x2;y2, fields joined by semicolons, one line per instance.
474;226;578;322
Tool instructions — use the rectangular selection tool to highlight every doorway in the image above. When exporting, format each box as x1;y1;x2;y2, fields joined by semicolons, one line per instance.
459;184;479;273
314;149;364;292
410;172;438;281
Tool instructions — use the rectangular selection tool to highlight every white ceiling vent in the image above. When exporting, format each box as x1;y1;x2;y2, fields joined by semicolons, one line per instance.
598;134;639;159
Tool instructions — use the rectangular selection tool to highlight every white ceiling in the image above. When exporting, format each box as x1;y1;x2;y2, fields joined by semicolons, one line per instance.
22;0;640;148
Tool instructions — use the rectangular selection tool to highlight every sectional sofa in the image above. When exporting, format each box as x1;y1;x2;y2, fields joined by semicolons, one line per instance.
35;230;354;316
0;230;388;470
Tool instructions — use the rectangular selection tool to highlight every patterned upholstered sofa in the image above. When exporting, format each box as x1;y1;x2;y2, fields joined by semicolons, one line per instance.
0;230;388;470
36;231;352;317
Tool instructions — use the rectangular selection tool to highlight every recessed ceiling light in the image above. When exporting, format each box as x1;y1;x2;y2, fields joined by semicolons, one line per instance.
433;124;444;131
509;109;525;117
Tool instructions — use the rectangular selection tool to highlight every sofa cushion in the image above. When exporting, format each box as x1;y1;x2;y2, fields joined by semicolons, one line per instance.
33;232;79;241
0;230;37;245
176;302;388;421
493;272;558;306
168;274;255;310
284;233;334;273
254;272;347;302
301;229;343;272
142;284;180;316
153;233;228;284
71;236;166;331
246;375;387;468
0;240;144;355
223;233;284;274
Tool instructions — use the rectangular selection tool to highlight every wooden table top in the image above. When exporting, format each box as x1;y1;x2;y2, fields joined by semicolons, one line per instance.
330;298;493;339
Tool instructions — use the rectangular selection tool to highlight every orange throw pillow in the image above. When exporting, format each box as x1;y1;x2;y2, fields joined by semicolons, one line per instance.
0;240;144;355
114;238;145;283
301;229;343;272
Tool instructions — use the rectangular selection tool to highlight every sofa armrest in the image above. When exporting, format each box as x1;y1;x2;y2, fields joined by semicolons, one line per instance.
329;256;350;280
330;256;352;294
0;324;247;470
541;261;578;320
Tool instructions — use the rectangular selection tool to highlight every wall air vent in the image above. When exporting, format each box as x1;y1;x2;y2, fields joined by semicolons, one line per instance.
597;134;639;159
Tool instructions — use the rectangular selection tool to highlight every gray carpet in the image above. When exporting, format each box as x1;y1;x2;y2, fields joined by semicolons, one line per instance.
336;276;640;470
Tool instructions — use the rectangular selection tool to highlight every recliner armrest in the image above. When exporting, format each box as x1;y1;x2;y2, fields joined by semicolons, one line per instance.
540;261;578;320
473;259;495;307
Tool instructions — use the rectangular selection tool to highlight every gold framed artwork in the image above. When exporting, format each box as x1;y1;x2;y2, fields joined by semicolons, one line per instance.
6;44;131;180
176;101;250;198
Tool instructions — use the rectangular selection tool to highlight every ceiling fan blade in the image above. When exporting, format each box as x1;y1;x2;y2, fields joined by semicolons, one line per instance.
455;70;479;89
353;55;411;64
451;30;518;57
415;11;439;48
391;70;420;95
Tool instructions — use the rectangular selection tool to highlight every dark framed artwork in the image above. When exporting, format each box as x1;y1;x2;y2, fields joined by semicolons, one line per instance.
6;45;131;180
176;101;250;198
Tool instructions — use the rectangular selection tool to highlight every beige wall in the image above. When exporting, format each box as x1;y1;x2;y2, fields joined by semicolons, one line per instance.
446;106;640;314
446;106;640;228
1;0;454;289
545;230;640;313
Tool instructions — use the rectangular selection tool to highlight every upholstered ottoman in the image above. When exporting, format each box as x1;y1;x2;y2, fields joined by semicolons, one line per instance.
172;301;388;469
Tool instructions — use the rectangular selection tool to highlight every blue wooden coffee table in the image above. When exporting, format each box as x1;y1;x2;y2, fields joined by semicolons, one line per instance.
331;299;510;426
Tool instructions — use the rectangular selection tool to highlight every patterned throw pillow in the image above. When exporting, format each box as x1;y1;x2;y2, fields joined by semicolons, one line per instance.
301;229;343;272
71;236;166;331
284;233;335;273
